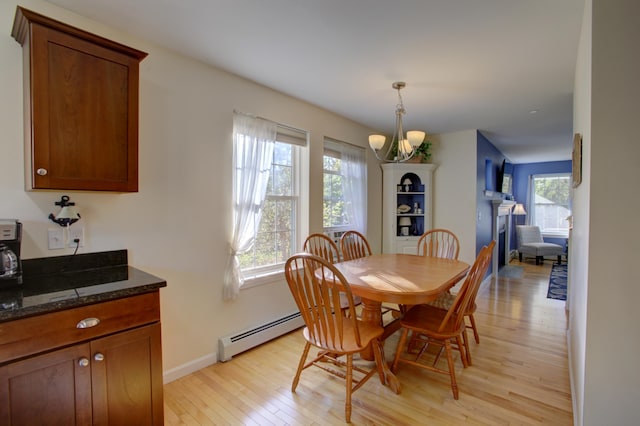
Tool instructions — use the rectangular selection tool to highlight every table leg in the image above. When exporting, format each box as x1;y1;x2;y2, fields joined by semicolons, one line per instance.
360;298;402;394
359;299;383;360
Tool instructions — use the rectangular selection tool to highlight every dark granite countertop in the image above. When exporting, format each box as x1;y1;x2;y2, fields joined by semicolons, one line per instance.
0;249;166;322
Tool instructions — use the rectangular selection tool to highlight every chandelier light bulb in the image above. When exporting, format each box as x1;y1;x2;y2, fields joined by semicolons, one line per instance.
407;130;426;147
368;134;386;150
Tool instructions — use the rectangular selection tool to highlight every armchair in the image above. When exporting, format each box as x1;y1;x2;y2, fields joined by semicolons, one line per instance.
516;225;564;265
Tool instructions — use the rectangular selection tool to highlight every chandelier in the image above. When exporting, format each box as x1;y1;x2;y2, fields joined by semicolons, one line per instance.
368;81;426;163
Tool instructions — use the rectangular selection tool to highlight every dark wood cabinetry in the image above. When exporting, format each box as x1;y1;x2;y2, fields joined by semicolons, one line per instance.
0;292;163;425
11;7;147;192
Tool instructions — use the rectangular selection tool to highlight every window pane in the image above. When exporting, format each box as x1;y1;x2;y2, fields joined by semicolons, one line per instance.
323;171;345;227
238;136;302;277
323;144;363;229
272;164;292;196
532;175;571;235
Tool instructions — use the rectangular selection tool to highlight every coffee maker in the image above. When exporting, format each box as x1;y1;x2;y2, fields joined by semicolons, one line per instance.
0;219;23;288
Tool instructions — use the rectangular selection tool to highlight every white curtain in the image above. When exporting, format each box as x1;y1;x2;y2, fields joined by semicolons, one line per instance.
341;143;367;233
223;112;276;300
526;175;534;226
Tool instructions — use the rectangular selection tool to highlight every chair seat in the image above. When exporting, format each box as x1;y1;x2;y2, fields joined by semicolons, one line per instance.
519;242;564;256
401;304;465;337
427;292;476;314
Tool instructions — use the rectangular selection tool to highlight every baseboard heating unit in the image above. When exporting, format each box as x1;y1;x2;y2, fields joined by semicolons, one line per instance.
218;311;304;361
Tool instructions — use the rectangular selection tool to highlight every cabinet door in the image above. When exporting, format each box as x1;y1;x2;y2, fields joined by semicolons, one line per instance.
91;323;163;426
0;343;92;425
28;22;142;192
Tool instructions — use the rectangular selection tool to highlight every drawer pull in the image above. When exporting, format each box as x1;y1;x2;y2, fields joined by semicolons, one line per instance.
94;353;105;362
78;357;89;367
77;317;101;329
36;168;48;176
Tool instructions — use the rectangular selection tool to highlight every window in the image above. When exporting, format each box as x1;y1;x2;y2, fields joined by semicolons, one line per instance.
529;173;571;237
323;147;347;228
236;124;307;284
323;139;367;238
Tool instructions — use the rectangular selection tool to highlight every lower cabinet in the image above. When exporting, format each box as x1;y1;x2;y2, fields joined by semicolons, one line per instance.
0;293;164;425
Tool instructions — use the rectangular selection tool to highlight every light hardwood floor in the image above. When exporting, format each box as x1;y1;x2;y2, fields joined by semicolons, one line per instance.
164;259;572;425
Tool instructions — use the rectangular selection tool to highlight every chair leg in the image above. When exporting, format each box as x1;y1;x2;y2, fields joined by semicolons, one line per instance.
468;314;480;344
444;340;459;399
557;255;562;265
536;256;542;265
345;354;353;423
292;342;311;392
392;328;410;373
519;252;523;262
459;331;471;367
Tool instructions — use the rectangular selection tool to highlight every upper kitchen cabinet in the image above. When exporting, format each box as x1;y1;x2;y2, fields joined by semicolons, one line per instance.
11;7;148;192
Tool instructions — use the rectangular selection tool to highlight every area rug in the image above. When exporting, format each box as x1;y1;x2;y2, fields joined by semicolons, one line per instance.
499;265;524;278
547;263;567;301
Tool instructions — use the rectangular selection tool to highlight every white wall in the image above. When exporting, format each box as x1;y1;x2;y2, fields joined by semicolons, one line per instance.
586;0;640;424
568;1;591;424
571;1;640;424
431;130;478;264
0;0;382;380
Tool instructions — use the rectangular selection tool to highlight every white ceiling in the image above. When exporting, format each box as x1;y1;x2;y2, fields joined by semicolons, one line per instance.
48;0;585;163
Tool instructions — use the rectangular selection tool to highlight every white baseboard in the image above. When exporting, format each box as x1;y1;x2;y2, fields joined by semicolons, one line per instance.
163;352;218;384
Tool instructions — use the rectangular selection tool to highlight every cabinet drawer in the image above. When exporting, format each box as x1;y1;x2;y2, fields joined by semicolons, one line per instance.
0;291;160;364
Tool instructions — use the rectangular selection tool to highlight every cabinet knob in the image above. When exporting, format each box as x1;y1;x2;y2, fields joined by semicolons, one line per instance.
94;353;105;362
77;317;101;329
36;168;48;176
78;357;89;367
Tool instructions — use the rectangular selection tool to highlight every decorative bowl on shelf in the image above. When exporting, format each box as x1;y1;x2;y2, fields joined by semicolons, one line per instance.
397;204;411;213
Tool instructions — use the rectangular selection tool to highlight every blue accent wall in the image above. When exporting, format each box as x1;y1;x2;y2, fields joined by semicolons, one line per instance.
476;131;509;274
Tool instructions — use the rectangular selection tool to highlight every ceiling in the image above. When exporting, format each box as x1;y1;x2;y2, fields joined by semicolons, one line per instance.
48;0;585;163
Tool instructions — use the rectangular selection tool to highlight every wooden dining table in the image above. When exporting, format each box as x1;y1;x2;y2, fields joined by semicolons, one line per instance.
330;253;470;393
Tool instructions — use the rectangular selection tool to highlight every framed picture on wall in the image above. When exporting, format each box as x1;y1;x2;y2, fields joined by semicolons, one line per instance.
572;133;582;188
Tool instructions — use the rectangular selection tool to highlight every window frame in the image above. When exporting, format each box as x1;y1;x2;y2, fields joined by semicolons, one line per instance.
529;172;572;239
239;126;307;288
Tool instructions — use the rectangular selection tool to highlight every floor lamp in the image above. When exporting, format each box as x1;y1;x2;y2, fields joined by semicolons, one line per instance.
513;203;527;225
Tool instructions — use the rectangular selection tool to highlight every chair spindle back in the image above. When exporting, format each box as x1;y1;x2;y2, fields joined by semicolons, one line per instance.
340;230;372;261
417;228;460;260
303;233;340;264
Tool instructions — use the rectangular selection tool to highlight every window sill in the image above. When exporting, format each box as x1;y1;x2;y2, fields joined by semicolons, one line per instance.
241;269;285;290
541;231;569;239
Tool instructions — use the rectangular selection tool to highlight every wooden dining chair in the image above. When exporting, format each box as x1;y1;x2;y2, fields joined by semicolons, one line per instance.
339;230;401;321
339;230;372;261
303;233;341;263
284;253;385;423
303;233;362;314
425;240;495;345
391;243;494;400
401;228;462;333
417;228;460;260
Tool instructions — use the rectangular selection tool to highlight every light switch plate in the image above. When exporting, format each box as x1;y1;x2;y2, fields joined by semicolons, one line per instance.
48;228;65;249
